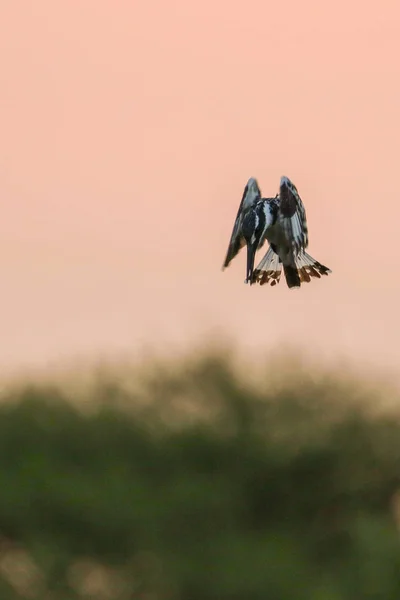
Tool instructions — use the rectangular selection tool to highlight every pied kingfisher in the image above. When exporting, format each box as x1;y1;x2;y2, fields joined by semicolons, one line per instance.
222;176;331;288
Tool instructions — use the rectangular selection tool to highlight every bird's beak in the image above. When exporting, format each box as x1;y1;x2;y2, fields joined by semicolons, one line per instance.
245;242;256;284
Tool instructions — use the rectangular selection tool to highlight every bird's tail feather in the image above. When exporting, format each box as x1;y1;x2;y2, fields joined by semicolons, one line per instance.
294;251;332;285
252;248;331;288
251;247;282;286
283;264;301;288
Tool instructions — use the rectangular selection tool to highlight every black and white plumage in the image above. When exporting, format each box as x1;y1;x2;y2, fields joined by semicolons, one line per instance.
222;178;279;284
222;175;331;289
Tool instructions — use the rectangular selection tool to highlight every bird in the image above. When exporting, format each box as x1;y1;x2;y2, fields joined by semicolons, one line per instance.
222;177;279;284
222;175;331;289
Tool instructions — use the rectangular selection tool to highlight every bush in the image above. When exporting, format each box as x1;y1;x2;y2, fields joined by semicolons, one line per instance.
0;352;399;599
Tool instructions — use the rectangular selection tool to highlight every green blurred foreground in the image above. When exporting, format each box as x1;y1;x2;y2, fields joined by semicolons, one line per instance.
0;353;400;599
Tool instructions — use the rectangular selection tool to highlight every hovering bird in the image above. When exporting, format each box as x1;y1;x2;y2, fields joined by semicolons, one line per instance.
222;177;277;284
222;175;331;288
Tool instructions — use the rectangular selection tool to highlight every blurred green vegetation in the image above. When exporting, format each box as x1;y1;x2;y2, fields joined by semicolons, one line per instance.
0;351;400;599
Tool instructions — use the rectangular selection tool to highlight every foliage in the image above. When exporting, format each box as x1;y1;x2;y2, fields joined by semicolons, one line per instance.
0;352;399;598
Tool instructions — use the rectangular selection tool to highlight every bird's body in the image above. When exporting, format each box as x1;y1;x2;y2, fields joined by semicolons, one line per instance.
222;175;331;288
241;197;280;283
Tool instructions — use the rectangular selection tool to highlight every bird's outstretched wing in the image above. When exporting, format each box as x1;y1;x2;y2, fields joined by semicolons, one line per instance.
222;178;261;269
277;176;309;255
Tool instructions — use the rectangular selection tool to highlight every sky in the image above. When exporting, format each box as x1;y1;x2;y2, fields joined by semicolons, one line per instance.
0;0;399;375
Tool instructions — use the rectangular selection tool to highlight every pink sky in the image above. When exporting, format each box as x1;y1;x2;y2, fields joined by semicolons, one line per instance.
0;0;399;374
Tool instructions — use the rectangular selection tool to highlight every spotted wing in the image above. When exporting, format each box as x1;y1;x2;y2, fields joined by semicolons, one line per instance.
277;176;309;255
222;178;261;269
